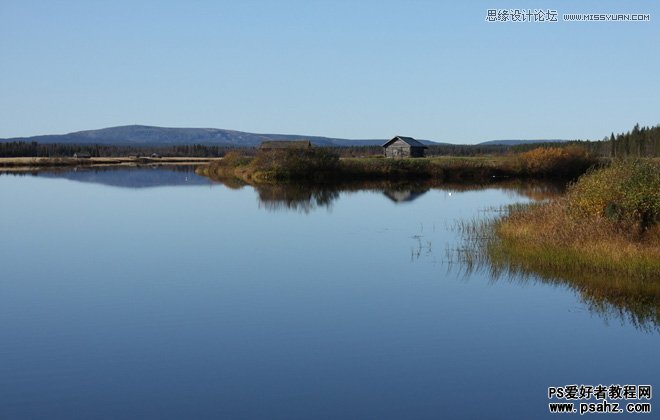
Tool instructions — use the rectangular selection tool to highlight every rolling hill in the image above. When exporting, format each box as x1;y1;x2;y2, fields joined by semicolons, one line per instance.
0;125;439;147
0;125;570;148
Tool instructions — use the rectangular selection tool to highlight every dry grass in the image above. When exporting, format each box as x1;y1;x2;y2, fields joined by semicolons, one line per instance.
479;160;660;327
450;160;660;328
203;148;597;184
513;145;595;177
494;200;660;278
494;160;660;279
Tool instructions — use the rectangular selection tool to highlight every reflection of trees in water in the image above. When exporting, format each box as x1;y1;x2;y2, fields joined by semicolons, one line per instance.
207;176;565;214
253;181;432;213
214;176;247;190
497;179;565;201
449;219;660;333
256;184;340;213
484;261;658;333
440;178;564;201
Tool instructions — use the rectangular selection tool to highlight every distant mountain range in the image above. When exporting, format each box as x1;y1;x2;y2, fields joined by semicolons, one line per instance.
0;125;569;147
0;125;412;147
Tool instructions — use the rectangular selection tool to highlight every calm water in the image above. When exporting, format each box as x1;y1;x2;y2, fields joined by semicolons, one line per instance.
0;167;657;419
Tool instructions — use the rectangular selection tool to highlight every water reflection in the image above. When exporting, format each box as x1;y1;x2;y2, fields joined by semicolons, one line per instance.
209;177;564;213
255;184;340;213
12;165;642;329
1;166;657;418
472;259;659;332
0;165;213;188
449;215;660;332
383;188;429;203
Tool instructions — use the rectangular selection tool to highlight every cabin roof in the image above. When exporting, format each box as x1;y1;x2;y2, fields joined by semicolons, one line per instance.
383;189;428;203
259;140;312;149
381;136;427;148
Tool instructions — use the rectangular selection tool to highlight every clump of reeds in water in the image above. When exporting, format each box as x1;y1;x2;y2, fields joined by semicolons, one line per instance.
449;160;660;330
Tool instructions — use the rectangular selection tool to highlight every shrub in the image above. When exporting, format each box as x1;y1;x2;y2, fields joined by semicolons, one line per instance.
517;146;595;177
566;159;660;233
251;148;341;180
479;160;660;306
220;151;251;167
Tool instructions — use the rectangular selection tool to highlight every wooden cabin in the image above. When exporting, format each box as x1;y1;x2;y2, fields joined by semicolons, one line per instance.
382;136;427;158
259;140;312;150
73;152;91;159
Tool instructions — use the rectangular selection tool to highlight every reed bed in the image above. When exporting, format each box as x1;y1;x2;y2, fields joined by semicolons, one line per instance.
452;159;660;329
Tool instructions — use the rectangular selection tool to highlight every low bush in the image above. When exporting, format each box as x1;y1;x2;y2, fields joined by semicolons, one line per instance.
516;146;596;178
220;150;252;167
489;159;660;281
250;148;341;181
566;159;660;233
202;148;598;184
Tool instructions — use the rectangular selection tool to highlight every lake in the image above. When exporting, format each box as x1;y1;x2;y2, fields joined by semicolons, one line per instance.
0;166;657;419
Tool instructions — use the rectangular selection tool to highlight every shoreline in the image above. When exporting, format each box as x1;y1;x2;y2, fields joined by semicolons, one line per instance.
198;151;600;185
455;159;660;326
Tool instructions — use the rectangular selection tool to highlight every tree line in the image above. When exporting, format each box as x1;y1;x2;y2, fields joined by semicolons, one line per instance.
0;142;232;158
607;123;660;157
1;123;658;158
512;123;660;158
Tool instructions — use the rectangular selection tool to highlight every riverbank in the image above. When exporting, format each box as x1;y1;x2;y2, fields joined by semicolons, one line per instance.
0;156;219;171
199;146;598;184
458;159;660;326
493;160;659;275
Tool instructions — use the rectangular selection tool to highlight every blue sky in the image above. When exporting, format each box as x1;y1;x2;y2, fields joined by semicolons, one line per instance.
1;0;658;143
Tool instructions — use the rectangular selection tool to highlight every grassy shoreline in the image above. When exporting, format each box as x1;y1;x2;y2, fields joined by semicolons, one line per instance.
493;159;659;275
457;159;660;327
492;206;660;279
199;146;599;184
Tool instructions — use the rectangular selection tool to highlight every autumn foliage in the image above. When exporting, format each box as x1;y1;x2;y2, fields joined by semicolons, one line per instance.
516;146;596;178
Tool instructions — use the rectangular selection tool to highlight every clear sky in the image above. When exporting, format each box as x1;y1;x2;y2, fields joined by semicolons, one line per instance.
1;0;658;143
